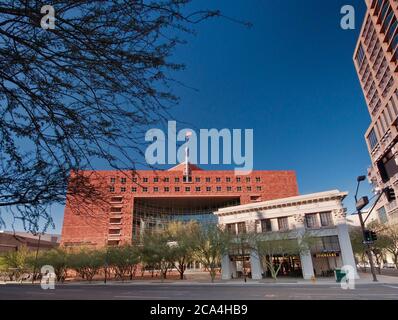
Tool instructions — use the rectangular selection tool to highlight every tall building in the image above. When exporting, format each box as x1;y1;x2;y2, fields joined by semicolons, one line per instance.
354;0;398;223
61;164;298;247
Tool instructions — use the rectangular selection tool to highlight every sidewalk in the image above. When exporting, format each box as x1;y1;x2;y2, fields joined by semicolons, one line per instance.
3;272;398;286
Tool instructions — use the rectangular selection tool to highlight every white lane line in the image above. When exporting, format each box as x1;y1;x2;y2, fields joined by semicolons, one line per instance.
114;295;169;299
25;291;55;295
383;285;398;289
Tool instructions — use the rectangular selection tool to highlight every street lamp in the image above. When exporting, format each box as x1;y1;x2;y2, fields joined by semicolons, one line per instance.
354;175;378;282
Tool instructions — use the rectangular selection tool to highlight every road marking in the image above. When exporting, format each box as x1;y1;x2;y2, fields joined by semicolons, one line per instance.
383;285;398;289
25;291;55;295
114;296;172;300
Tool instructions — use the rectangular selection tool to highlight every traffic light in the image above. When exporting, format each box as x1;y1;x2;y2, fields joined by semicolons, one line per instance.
363;230;377;242
384;187;396;202
364;230;372;242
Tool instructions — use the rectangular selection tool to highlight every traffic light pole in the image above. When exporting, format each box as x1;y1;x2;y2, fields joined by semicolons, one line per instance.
354;176;379;282
357;208;378;282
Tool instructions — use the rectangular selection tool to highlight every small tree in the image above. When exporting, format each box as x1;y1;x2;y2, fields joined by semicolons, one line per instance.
381;224;398;269
194;224;231;282
68;248;105;282
166;221;199;280
3;245;32;281
249;231;314;280
140;232;176;280
349;227;369;271
106;245;140;281
35;248;69;282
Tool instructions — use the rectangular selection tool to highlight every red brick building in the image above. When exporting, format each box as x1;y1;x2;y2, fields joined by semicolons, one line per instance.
61;164;298;247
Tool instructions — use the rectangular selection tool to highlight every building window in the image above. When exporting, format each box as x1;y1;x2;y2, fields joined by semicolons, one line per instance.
256;177;261;182
121;178;126;184
142;187;148;192
175;187;180;192
247;186;252;191
131;187;137;192
226;177;231;182
206;177;211;182
216;177;221;182
154;177;159;183
143;178;148;183
261;219;272;232
175;177;180;183
237;187;242;192
110;197;123;203
256;186;262;191
183;176;192;183
237;222;246;234
226;224;236;235
305;213;318;229
109;186;115;192
185;187;191;192
378;206;388;223
236;177;241;182
196;187;201;192
164;177;169;182
164;187;169;192
153;187;159;192
132;177;138;182
110;218;122;224
195;177;201;182
227;186;232;192
216;186;221;192
278;217;289;231
246;177;251;183
206;187;211;192
355;43;365;67
110;177;116;183
312;236;340;253
121;187;126;193
319;212;333;227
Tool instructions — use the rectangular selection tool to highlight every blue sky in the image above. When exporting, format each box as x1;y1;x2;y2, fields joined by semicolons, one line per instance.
3;1;374;234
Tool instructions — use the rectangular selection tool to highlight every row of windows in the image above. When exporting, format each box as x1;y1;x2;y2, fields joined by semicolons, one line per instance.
367;89;398;149
225;212;334;235
110;186;263;193
110;176;262;184
305;212;333;229
356;43;366;67
259;217;289;232
373;0;398;64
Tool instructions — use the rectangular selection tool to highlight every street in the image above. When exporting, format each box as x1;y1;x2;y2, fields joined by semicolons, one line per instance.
1;282;398;300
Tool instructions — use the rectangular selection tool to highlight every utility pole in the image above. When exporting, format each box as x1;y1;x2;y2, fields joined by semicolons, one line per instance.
355;176;378;282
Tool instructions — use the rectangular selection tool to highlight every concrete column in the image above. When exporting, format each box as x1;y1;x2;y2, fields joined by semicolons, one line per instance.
250;250;263;280
230;260;237;278
271;219;279;232
297;228;314;280
337;222;359;279
299;250;315;280
221;254;232;280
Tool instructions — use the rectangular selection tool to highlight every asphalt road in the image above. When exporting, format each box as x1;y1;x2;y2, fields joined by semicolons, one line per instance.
1;283;398;300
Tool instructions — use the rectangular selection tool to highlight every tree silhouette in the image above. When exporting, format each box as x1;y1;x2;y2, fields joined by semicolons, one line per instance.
0;1;227;231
